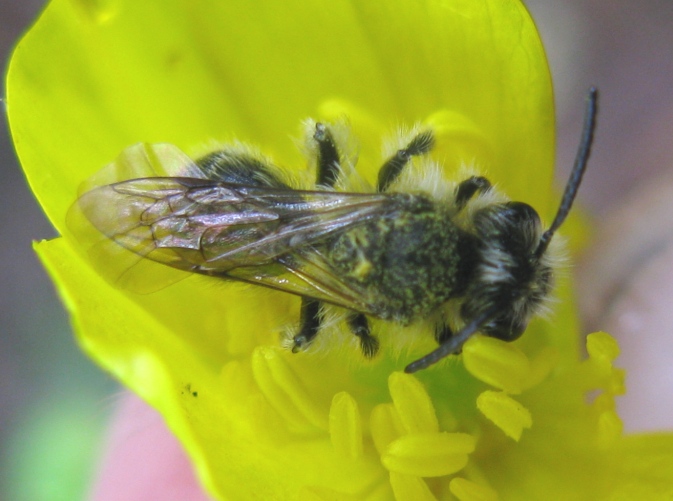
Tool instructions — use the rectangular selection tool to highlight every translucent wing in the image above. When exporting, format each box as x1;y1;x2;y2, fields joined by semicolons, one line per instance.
217;250;377;314
68;143;399;309
73;179;396;308
68;143;209;292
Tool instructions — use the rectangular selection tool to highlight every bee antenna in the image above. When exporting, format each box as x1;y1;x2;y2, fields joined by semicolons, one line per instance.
535;87;598;259
404;306;499;373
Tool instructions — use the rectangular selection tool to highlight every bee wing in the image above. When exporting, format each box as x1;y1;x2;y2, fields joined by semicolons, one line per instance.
78;143;206;194
67;143;210;292
69;169;394;301
218;250;375;314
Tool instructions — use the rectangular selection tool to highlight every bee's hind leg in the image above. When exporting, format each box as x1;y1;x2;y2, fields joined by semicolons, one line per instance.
292;298;322;353
291;305;380;360
347;313;379;359
313;123;342;187
292;125;346;353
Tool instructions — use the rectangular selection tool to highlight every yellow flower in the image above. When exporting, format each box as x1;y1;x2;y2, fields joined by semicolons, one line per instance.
7;0;673;499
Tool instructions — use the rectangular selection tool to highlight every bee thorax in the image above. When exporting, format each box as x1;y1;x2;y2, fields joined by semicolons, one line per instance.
326;195;477;323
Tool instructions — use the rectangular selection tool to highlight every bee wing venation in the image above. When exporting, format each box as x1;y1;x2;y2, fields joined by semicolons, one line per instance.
76;178;278;263
222;250;376;314
191;187;392;271
71;173;393;298
66;185;196;294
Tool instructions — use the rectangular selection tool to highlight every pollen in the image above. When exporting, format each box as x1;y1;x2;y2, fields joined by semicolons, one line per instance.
352;255;373;279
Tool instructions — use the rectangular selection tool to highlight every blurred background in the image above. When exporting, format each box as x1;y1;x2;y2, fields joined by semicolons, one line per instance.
1;0;672;499
0;2;117;501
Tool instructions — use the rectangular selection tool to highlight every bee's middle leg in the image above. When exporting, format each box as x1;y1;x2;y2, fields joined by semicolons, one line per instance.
377;131;435;192
347;312;379;359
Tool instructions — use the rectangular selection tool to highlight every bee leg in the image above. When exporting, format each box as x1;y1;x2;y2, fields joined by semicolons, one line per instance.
292;298;322;353
314;123;342;188
290;124;345;353
347;313;379;359
377;131;435;192
434;323;454;345
455;176;492;210
290;125;346;352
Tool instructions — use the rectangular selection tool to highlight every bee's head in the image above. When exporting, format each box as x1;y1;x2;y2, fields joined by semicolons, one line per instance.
468;202;554;341
404;87;598;373
464;200;555;343
464;86;599;345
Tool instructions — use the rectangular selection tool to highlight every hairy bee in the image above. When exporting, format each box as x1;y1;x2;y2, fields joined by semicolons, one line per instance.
69;89;598;373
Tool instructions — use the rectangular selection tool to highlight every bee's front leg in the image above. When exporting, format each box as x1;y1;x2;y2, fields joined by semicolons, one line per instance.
455;176;492;209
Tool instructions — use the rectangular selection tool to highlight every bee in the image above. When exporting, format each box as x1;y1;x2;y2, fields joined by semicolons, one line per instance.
69;88;598;373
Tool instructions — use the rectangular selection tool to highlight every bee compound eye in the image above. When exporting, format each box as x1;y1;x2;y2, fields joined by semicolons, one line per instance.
485;316;527;342
504;201;540;225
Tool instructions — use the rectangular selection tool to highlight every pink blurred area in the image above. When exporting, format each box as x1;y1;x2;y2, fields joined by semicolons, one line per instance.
89;394;212;501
